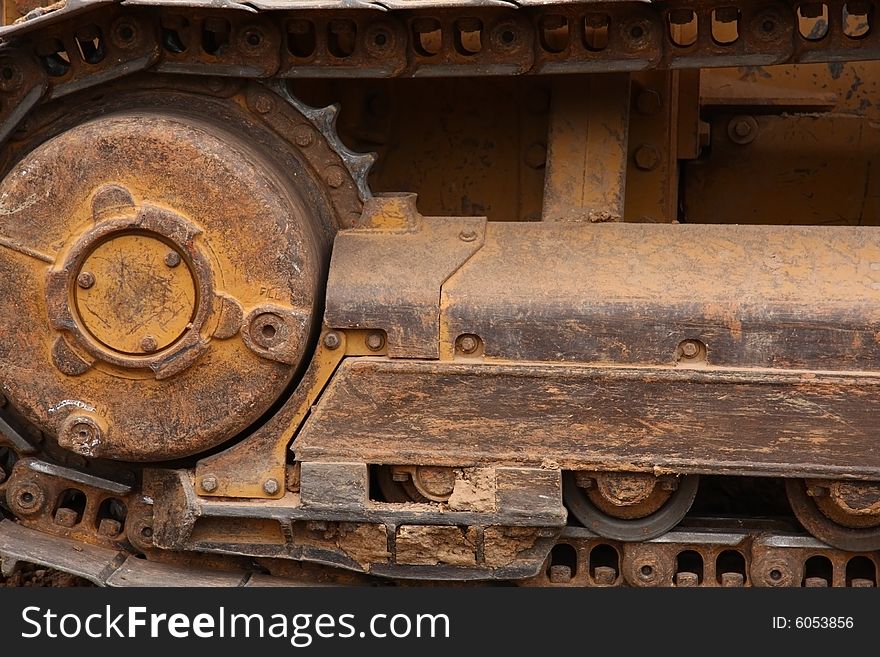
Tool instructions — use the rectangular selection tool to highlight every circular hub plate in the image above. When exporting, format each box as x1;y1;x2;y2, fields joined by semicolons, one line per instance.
0;101;328;461
76;234;196;354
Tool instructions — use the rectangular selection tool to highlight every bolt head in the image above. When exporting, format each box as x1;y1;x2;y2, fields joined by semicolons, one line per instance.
728;115;758;145
77;271;95;289
253;94;274;115
366;332;385;351
139;335;158;353
681;341;699;358
293;125;314;147
200;475;218;493
634;144;661;171
325;166;346;189
458;229;478;242
164;251;181;268
263;478;279;495
323;332;341;350
457;334;479;354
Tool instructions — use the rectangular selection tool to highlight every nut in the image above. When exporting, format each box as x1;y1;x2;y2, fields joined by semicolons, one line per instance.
263;478;279;495
200;475;218;493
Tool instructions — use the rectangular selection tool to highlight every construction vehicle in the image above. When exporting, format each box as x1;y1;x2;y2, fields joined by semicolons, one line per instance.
0;0;878;587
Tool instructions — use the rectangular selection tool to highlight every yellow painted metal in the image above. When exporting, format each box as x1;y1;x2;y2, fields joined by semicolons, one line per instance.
75;234;196;354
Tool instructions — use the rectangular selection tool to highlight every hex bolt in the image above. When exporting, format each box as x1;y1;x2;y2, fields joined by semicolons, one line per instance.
721;572;745;587
77;271;95;289
458;228;478;242
681;341;700;358
323;332;341;350
457;334;480;354
728;115;758;145
200;475;218;493
634;144;661;171
636;89;662;115
140;335;158;353
675;572;699;587
263;478;280;495
54;507;79;528
164;251;181;268
98;518;122;538
549;564;573;583
366;332;385;351
593;566;617;585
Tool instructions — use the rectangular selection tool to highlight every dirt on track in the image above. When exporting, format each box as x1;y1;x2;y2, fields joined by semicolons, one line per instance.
1;563;93;587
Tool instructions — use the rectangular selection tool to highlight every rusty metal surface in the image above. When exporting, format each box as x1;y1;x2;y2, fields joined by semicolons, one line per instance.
440;222;880;368
685;114;880;225
193;328;346;499
325;195;485;359
2;0;880;78
0;81;343;461
295;357;880;480
541;73;630;222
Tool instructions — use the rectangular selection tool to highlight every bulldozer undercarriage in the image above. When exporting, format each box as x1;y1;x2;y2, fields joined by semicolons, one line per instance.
1;0;880;587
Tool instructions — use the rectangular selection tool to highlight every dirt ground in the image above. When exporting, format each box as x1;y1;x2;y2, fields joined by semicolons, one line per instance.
0;563;93;587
